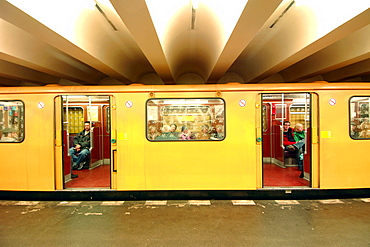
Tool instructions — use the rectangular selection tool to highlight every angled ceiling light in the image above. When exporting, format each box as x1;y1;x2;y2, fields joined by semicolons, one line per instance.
270;0;295;28
191;0;199;30
94;2;118;31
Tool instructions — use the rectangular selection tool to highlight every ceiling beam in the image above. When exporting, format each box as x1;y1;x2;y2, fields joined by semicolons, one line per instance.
207;0;283;83
0;1;133;83
110;0;174;83
280;24;370;82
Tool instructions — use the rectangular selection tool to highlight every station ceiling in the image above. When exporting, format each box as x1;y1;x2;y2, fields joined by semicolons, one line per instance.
0;0;369;86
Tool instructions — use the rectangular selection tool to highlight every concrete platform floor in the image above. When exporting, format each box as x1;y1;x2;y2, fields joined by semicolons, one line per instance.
0;199;369;246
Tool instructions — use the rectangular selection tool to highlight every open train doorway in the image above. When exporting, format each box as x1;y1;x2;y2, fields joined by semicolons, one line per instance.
261;93;311;188
55;95;112;189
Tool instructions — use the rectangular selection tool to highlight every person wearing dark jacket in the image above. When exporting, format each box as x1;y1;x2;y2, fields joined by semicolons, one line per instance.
68;121;91;177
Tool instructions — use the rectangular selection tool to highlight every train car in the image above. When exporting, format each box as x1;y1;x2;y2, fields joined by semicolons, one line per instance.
0;82;369;200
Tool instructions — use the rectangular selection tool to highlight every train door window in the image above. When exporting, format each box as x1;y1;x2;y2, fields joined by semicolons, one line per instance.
274;104;287;119
0;100;24;143
60;95;112;189
261;93;311;188
350;96;370;139
147;98;225;141
63;107;84;134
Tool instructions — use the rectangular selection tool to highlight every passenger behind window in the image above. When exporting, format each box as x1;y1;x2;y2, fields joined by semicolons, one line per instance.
180;126;191;140
197;124;210;140
148;125;159;140
359;120;370;138
351;122;360;138
0;128;17;142
155;125;179;140
211;125;224;140
169;124;179;139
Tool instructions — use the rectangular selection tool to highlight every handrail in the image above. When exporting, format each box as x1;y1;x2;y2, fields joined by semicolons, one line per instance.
280;125;284;149
89;127;94;151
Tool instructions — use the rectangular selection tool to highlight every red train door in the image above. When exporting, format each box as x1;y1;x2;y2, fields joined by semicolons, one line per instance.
54;95;114;190
261;93;312;188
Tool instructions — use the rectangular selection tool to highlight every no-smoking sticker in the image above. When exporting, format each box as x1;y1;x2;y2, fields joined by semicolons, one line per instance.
329;98;336;106
125;100;133;108
37;101;45;109
239;99;246;107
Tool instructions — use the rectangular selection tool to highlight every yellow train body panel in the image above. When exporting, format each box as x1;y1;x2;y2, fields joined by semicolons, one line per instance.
318;90;370;189
0;82;369;193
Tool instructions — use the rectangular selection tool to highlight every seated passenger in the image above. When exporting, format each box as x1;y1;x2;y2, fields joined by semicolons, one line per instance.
293;123;305;174
148;126;159;140
293;123;305;142
351;122;359;138
155;125;179;140
180;126;191;140
0;128;17;142
211;125;224;140
197;124;210;140
283;121;305;175
68;121;91;175
169;124;179;139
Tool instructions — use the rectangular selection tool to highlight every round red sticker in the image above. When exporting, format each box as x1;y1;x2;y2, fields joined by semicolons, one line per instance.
125;101;133;108
37;101;45;109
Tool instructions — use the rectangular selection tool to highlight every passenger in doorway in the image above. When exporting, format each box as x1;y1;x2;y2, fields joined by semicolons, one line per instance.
293;123;306;176
283;121;305;176
68;121;92;177
155;125;179;140
293;123;305;142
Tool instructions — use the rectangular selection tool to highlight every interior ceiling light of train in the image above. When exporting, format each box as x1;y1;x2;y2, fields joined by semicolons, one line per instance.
1;0;369;87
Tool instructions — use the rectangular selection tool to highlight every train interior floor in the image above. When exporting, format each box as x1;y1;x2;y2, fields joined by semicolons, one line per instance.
65;163;309;189
66;164;110;188
0;199;369;246
263;163;310;187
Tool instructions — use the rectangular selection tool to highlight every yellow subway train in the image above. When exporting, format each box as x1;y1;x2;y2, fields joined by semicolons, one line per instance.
0;82;369;200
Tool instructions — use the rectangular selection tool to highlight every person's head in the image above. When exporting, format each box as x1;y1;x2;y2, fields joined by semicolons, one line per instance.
149;126;157;133
10;131;17;138
201;124;209;133
170;124;177;132
162;125;171;132
181;126;188;133
2;128;16;137
283;121;291;131
84;121;91;131
2;128;10;136
294;123;303;132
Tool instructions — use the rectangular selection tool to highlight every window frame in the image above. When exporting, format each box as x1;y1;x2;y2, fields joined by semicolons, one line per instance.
0;100;25;143
349;96;370;140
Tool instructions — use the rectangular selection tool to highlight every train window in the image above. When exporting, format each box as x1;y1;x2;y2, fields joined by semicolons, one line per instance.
0;100;24;143
63;107;84;134
350;97;370;139
147;98;225;141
